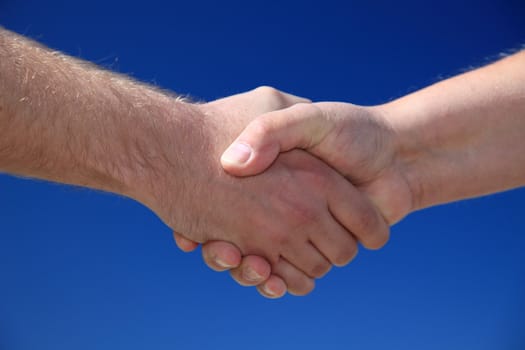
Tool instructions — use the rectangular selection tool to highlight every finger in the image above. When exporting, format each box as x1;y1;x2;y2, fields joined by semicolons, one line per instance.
229;255;272;286
221;103;331;176
309;216;359;267
283;241;332;279
271;257;315;296
256;275;287;299
327;176;390;250
173;232;199;252
201;241;242;271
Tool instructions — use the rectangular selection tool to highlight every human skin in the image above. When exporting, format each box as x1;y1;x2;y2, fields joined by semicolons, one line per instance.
182;50;525;297
0;28;390;296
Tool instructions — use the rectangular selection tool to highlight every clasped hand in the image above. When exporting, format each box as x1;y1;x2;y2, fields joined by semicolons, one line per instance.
170;87;414;298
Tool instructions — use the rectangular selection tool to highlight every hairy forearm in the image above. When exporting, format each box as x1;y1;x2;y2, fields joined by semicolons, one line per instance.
0;28;203;203
384;51;525;210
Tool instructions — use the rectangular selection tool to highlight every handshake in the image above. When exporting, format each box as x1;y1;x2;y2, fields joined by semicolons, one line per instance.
2;28;523;300
163;86;414;299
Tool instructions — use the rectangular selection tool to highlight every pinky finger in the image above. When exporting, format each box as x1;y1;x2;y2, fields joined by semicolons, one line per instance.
172;232;199;252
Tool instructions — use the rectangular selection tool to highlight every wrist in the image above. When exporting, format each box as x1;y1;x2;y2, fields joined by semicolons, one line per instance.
110;96;212;212
376;97;434;213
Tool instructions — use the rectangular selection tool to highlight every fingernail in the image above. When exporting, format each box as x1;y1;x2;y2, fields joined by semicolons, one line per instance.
243;267;262;282
262;284;277;297
215;257;234;269
221;142;252;166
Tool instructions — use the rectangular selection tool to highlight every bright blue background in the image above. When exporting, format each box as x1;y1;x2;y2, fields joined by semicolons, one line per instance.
1;1;524;349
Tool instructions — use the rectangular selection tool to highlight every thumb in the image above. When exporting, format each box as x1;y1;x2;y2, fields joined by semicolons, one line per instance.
221;103;329;176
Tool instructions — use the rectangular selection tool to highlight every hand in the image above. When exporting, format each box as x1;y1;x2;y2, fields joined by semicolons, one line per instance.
200;102;415;297
221;102;414;224
150;89;389;297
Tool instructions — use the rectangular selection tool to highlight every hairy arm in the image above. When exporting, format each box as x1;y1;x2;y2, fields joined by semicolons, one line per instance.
1;28;389;298
0;28;203;206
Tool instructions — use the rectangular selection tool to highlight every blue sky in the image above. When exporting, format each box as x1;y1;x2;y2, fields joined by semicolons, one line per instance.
0;1;524;349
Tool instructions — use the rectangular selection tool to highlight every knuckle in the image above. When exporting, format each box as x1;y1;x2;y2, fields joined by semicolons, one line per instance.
297;206;323;226
254;85;281;98
283;198;324;227
288;278;315;296
333;240;359;267
267;229;292;251
309;260;332;278
349;200;391;250
366;225;391;250
254;85;279;94
354;202;382;238
249;117;273;138
275;184;325;229
254;85;287;109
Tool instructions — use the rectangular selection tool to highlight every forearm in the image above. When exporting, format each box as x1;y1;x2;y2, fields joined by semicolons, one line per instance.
384;51;525;210
0;28;203;203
